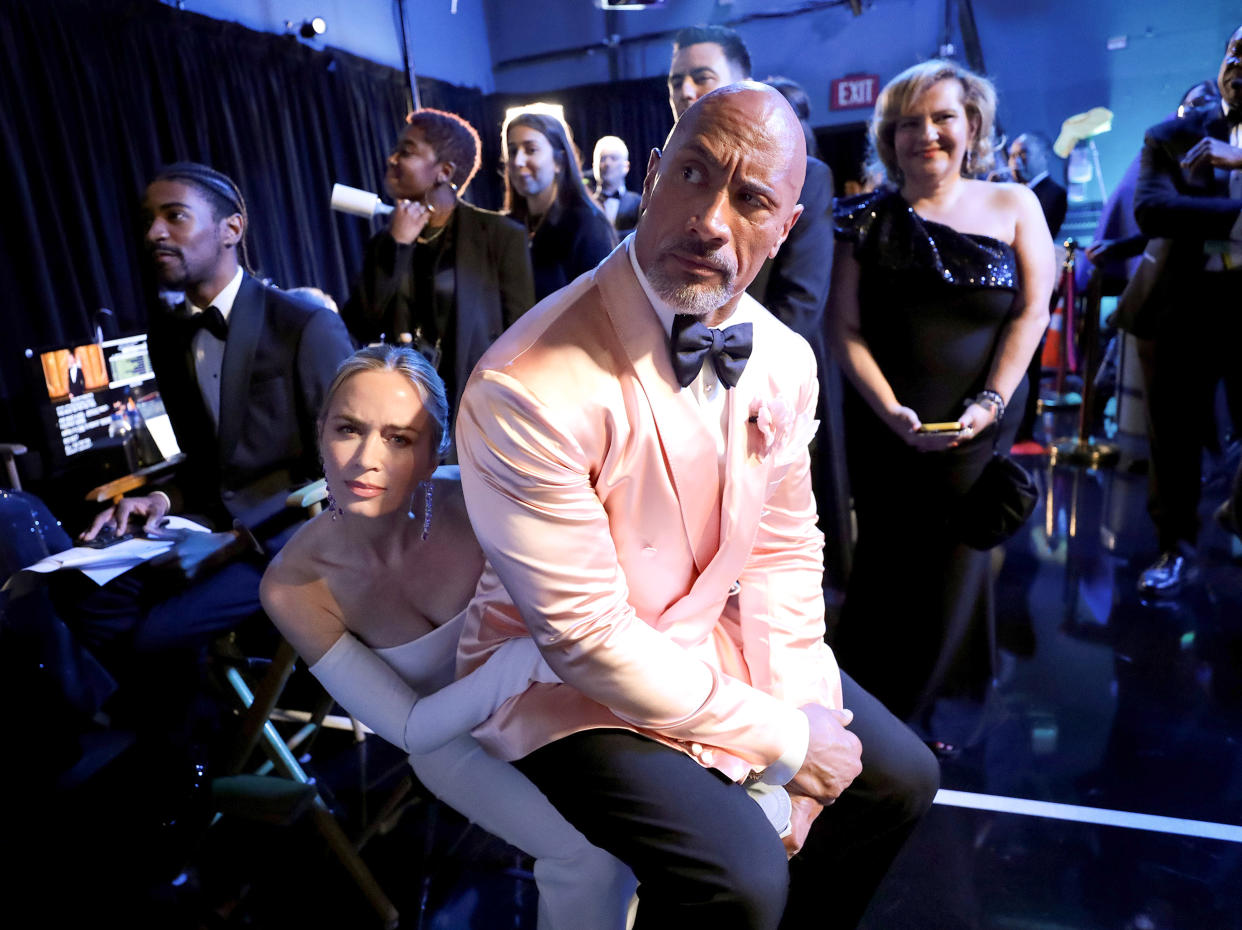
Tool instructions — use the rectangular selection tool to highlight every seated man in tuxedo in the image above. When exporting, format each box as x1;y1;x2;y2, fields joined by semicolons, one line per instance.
666;26;850;587
591;135;642;233
63;162;353;665
1132;24;1242;596
455;83;937;930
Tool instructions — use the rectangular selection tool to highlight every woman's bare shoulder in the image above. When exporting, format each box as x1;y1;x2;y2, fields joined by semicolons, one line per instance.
260;516;335;606
973;179;1037;213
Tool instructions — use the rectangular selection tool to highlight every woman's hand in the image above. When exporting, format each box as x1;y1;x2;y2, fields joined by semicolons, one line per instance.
883;404;923;444
886;404;964;452
389;198;432;245
957;401;997;442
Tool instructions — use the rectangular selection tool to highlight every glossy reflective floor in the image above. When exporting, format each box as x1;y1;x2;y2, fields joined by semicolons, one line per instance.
861;432;1242;930
21;421;1242;929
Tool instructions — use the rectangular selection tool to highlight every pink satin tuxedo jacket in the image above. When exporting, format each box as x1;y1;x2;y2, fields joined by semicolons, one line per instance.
455;243;843;783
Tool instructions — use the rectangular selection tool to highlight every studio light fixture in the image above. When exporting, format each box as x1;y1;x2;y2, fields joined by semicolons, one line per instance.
287;17;327;39
504;102;566;125
594;0;666;10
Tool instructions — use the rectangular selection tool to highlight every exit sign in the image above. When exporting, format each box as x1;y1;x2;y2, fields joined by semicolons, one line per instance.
830;74;879;111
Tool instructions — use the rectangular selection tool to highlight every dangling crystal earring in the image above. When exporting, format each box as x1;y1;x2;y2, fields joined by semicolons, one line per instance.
421;480;433;541
324;479;340;520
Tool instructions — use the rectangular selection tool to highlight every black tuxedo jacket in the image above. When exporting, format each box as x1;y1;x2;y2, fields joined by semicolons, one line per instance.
593;188;642;233
342;200;534;413
147;272;354;532
1031;176;1068;239
1135;104;1242;283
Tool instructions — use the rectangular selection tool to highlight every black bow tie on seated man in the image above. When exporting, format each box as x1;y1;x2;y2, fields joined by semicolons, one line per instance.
1227;106;1242;126
187;306;229;341
602;189;621;200
670;314;753;389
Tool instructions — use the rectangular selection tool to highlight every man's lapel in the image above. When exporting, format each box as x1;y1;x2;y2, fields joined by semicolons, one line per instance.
596;250;721;572
720;359;769;547
216;273;263;468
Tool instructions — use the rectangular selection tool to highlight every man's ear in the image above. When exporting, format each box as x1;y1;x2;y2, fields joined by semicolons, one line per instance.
438;160;457;187
639;148;662;212
768;203;804;259
221;212;244;249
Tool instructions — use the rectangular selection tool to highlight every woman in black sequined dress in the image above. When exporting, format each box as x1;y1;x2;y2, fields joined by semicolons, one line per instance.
827;61;1054;727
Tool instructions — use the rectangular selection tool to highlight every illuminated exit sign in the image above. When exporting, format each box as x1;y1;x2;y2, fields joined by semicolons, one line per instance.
830;74;879;111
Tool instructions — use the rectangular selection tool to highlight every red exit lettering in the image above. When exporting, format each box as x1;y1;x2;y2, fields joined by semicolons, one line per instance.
829;75;879;111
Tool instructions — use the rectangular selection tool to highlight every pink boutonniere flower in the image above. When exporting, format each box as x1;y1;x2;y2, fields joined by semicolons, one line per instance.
748;394;820;464
749;396;794;459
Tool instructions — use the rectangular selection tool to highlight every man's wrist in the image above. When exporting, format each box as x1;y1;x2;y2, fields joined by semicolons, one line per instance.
149;490;172;513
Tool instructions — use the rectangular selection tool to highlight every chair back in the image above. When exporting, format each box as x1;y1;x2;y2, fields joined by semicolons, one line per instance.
0;489;73;582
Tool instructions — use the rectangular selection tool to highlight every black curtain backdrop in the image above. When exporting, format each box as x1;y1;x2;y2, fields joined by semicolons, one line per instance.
0;0;491;483
0;1;673;492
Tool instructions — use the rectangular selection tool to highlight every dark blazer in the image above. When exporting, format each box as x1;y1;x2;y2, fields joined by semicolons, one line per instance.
527;199;618;302
747;155;835;361
342;200;534;412
1031;175;1068;239
593;188;642;233
1135;103;1242;282
147;272;354;532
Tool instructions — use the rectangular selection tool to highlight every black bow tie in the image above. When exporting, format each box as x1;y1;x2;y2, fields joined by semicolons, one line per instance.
670;314;752;389
188;306;228;341
602;190;621;200
1226;106;1242;126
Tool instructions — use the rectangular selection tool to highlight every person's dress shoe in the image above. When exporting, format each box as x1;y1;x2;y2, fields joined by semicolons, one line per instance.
1137;548;1198;598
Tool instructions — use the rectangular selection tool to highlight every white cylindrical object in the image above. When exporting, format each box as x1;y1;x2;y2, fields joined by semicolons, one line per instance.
330;183;393;219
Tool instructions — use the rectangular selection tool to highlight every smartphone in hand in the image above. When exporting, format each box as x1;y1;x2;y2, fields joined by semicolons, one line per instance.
916;421;964;434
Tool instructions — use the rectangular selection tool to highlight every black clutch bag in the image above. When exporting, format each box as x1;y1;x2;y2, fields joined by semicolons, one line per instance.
952;452;1038;550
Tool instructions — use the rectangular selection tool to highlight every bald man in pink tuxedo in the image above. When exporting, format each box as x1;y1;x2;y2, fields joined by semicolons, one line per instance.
456;83;937;929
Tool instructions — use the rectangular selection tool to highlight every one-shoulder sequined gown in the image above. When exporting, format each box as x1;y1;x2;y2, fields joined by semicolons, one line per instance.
831;189;1026;722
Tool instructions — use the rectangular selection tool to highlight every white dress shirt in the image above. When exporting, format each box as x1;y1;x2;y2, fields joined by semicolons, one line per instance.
600;188;622;226
627;237;810;784
188;266;244;428
627;237;760;469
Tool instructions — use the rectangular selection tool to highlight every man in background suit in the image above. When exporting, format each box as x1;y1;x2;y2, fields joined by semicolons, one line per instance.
1132;24;1242;596
591;135;642;233
456;84;936;930
73;162;353;645
1009;132;1068;238
1008;131;1067;453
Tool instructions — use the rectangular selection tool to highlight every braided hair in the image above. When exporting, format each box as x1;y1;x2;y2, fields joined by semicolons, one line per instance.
150;162;253;272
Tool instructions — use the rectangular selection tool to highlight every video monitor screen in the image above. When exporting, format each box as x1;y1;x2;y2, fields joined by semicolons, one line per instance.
34;334;181;468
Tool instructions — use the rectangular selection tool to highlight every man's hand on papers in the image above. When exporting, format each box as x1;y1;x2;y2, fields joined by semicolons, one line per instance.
81;493;170;541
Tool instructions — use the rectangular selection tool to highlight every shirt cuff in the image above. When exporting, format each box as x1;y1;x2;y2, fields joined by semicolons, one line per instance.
758;706;810;786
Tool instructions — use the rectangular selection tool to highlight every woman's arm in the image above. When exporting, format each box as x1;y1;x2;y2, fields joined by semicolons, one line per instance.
961;184;1053;435
261;553;557;754
824;241;923;442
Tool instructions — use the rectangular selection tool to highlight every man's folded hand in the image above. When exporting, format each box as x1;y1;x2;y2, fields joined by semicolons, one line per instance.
787;703;862;805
